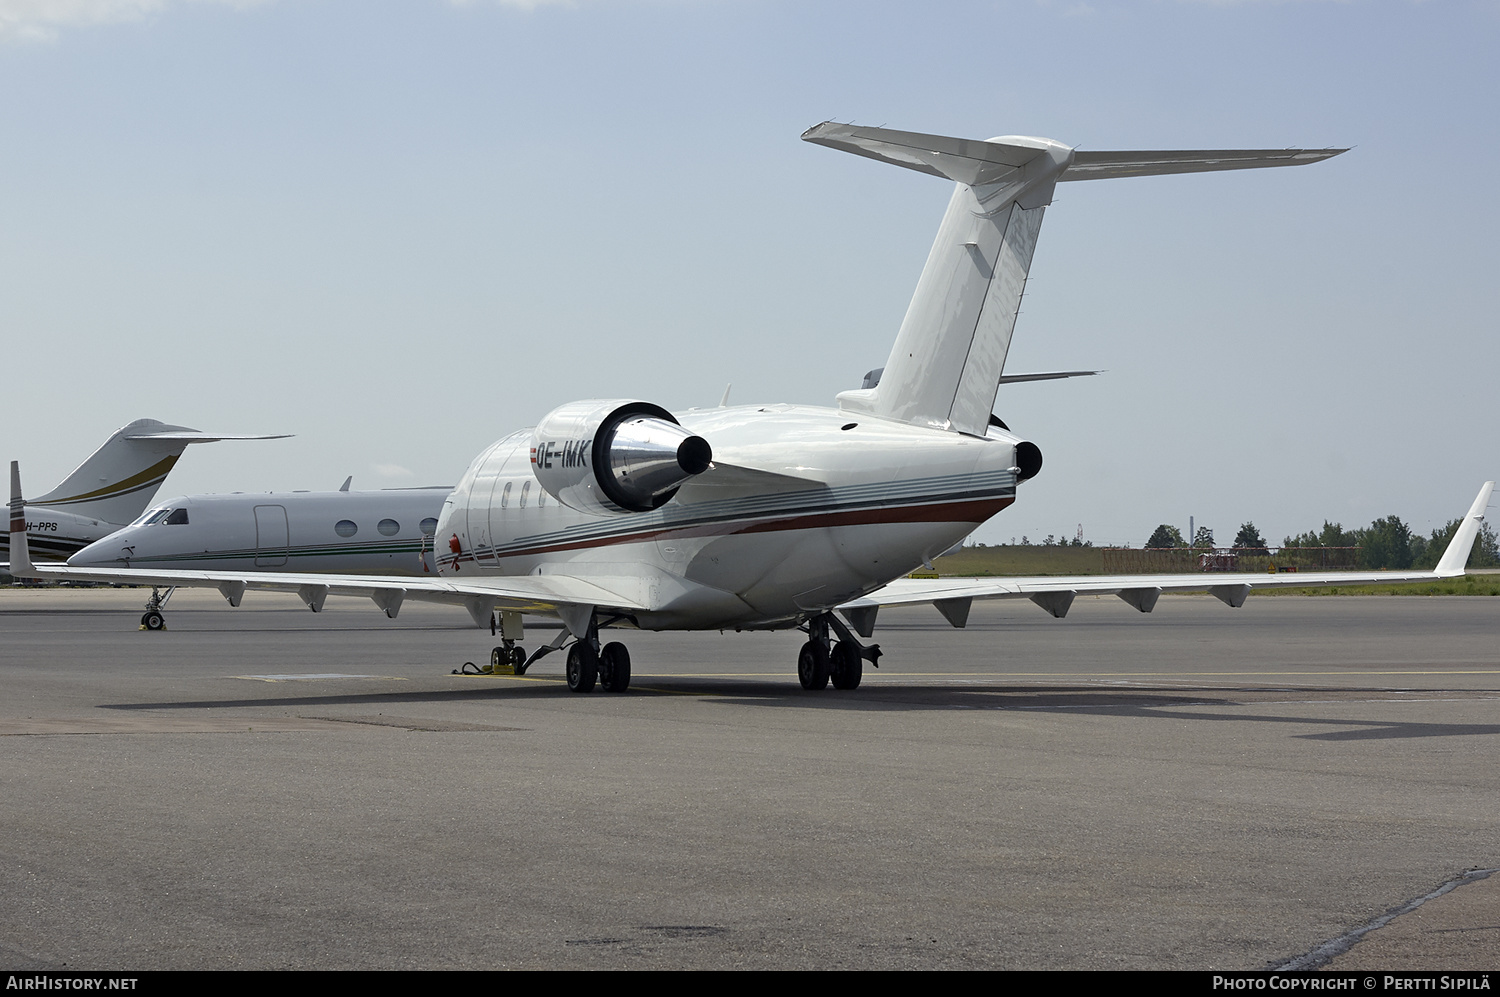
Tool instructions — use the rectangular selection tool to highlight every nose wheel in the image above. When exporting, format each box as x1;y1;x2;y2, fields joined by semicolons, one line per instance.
138;587;176;631
487;644;527;674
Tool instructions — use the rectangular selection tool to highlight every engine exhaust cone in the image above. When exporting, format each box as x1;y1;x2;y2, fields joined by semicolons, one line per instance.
603;416;713;510
677;436;713;475
1015;441;1043;482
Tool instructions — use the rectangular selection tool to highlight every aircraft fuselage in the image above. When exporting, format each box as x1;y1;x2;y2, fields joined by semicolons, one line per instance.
434;404;1021;630
72;488;451;575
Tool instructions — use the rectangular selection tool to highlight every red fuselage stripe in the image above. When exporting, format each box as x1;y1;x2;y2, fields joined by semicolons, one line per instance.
446;496;1013;564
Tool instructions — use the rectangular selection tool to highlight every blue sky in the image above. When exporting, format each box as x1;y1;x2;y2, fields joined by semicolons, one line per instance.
3;0;1496;546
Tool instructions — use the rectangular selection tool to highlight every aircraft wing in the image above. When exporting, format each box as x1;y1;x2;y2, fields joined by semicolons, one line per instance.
7;558;655;628
838;482;1495;631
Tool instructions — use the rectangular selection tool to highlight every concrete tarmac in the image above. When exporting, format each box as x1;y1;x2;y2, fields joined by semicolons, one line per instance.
2;587;1497;970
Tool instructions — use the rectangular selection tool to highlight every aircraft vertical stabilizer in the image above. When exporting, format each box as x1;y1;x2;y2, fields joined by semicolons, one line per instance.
804;122;1346;437
28;419;290;525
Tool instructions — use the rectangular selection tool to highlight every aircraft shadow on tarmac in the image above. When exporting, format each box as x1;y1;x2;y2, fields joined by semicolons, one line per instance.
93;680;1500;741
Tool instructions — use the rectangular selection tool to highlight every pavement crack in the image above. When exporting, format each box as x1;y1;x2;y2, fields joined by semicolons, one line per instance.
1274;868;1499;970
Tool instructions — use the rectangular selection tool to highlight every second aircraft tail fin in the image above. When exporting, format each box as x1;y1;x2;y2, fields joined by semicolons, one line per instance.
29;419;291;526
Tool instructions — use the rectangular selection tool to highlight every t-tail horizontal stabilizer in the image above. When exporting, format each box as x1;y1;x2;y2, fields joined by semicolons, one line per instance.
805;122;1346;437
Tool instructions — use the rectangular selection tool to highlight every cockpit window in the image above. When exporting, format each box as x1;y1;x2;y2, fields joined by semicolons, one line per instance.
164;508;189;525
141;508;171;526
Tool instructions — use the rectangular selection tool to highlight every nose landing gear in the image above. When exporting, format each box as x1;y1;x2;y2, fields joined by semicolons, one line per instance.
488;643;527;674
139;587;176;631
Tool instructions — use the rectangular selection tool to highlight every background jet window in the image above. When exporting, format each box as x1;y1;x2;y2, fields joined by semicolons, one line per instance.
419;517;438;536
378;518;400;536
334;520;358;538
165;508;189;525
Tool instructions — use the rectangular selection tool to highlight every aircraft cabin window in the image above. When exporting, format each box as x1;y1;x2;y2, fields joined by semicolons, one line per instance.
501;482;512;508
164;508;189;525
378;519;400;536
334;520;358;538
419;517;438;536
520;481;530;509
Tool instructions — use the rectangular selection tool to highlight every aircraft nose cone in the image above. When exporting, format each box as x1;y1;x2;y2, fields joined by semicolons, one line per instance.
68;536;123;566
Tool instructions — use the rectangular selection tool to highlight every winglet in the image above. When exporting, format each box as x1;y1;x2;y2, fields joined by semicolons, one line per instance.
9;461;34;576
1435;481;1495;576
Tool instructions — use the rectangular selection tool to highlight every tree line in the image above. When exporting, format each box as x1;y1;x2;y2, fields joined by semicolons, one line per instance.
1144;516;1500;570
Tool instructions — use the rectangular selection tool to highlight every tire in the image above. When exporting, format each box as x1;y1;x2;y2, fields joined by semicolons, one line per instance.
797;640;830;690
510;646;527;671
566;642;598;693
600;642;631;693
830;641;863;690
142;611;165;632
490;647;504;670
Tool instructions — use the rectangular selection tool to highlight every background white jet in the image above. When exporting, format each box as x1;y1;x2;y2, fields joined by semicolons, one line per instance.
69;482;450;630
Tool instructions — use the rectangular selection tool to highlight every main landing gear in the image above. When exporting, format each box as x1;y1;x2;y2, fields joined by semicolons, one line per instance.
798;612;880;691
563;640;632;694
139;586;176;631
470;609;877;694
470;610;633;694
554;611;632;694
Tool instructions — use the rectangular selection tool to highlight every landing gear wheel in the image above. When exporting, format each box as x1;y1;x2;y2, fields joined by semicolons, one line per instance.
566;642;599;693
830;640;863;690
142;611;165;632
797;640;830;690
488;645;528;674
599;642;631;693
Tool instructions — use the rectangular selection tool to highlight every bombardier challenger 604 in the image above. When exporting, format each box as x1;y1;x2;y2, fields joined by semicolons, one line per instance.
13;123;1493;693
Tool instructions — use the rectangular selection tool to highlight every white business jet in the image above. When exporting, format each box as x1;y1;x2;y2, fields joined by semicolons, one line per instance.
73;482;451;629
2;418;288;564
12;123;1494;694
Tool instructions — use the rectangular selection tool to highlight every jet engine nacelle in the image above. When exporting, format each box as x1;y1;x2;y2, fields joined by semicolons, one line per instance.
531;400;713;515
